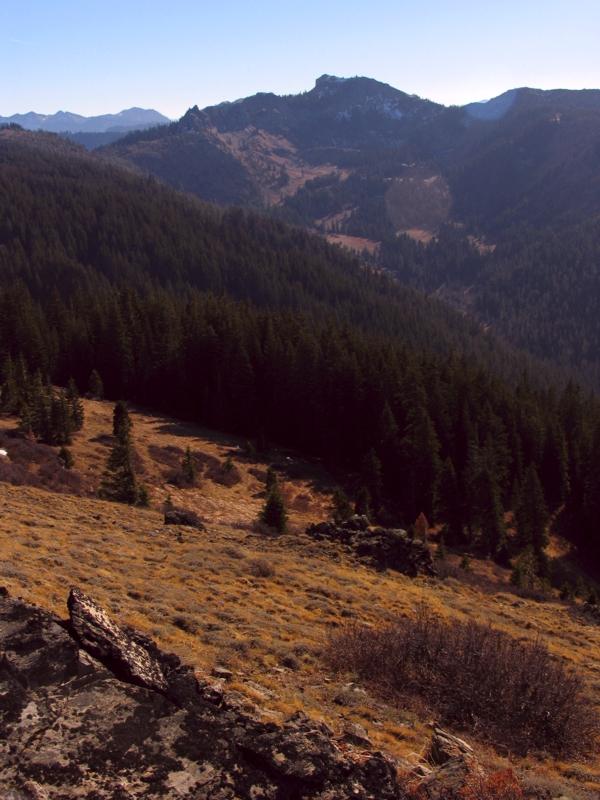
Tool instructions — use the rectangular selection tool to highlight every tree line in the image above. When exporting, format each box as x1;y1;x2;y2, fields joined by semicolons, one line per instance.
2;279;600;571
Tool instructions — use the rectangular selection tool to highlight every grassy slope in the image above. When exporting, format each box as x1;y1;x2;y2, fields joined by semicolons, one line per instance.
0;399;599;797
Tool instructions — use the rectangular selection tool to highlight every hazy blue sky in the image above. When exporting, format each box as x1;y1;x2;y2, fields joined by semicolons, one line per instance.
2;0;599;118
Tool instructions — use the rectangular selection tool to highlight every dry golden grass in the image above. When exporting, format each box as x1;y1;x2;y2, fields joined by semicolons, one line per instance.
0;399;599;797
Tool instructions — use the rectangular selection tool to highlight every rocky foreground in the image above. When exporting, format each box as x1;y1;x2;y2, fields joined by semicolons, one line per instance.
0;587;484;799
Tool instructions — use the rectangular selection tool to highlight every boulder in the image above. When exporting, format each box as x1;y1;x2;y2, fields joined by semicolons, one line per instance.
410;727;484;800
356;528;435;576
306;520;436;577
0;587;406;799
164;506;206;529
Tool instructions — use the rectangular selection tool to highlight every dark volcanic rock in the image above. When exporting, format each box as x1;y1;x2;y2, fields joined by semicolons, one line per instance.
306;517;435;577
164;506;206;529
0;588;406;799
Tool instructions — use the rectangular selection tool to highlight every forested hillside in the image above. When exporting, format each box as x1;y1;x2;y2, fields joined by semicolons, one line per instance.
98;78;600;387
2;128;600;572
379;221;600;387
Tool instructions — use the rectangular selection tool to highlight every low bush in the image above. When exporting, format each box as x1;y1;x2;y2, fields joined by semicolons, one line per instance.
0;432;85;494
206;457;242;487
247;558;276;578
401;769;524;800
325;606;598;756
459;771;524;800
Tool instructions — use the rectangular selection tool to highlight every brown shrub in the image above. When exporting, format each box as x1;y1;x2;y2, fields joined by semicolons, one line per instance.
247;558;276;578
460;771;524;800
400;769;524;800
205;457;242;487
0;433;85;494
325;606;599;757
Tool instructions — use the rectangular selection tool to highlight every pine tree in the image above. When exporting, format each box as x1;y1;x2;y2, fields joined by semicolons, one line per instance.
437;457;464;544
475;467;506;558
23;370;50;441
112;400;132;440
66;378;84;431
49;390;73;445
354;486;371;518
0;356;20;413
58;446;74;469
331;488;352;524
397;403;441;521
100;402;145;505
360;449;383;513
180;446;198;486
515;465;549;555
261;483;287;533
265;466;278;493
435;535;447;562
88;369;104;399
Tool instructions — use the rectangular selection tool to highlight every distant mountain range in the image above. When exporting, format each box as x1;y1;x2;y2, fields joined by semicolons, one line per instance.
0;107;169;134
99;76;600;239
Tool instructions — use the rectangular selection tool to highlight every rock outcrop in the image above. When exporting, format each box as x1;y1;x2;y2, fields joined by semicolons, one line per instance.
413;727;484;799
164;506;206;529
0;587;405;799
306;516;435;577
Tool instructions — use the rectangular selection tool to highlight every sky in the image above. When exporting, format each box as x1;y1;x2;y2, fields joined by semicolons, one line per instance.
2;0;600;119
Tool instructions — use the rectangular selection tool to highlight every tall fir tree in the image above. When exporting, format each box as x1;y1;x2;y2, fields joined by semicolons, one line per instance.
437;457;464;544
515;464;549;555
100;402;145;505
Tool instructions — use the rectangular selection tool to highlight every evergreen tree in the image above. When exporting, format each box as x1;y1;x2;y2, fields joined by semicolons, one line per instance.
112;400;132;440
100;402;145;505
510;548;539;590
331;488;352;524
475;467;506;558
58;446;74;469
515;465;549;555
88;369;104;399
397;403;441;521
0;357;20;413
360;449;383;513
24;370;50;441
49;390;73;445
354;486;371;518
265;466;278;493
437;457;464;544
180;446;198;486
435;535;447;562
66;378;84;431
261;483;287;533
